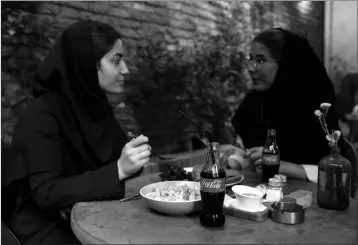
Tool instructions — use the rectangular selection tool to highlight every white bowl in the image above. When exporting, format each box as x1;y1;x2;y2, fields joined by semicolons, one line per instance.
140;181;201;215
231;185;264;211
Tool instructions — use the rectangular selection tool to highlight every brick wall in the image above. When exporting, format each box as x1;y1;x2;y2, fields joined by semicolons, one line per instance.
2;1;325;153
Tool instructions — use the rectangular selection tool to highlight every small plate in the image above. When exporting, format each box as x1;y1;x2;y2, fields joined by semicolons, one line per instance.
226;175;244;187
184;167;244;187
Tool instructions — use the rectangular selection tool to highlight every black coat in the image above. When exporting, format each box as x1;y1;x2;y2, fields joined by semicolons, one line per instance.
3;20;131;244
232;28;345;166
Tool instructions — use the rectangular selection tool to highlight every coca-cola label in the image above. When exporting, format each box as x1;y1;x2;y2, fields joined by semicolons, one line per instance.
200;178;226;193
262;154;280;165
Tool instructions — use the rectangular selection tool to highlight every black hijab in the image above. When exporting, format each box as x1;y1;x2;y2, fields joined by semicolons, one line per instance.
232;28;339;164
266;28;335;120
31;19;127;165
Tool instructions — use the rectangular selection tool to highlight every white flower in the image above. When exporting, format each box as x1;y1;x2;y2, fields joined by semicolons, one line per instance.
326;135;334;142
314;110;322;117
315;102;340;146
333;130;341;140
320;103;331;110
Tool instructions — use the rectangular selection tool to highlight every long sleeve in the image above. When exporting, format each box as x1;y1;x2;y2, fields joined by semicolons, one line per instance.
12;103;125;210
231;91;267;148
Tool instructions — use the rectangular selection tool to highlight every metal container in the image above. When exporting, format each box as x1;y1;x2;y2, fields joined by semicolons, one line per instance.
270;201;305;225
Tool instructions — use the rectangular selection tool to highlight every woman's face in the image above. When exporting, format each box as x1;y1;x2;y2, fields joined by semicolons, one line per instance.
247;42;278;91
98;39;129;94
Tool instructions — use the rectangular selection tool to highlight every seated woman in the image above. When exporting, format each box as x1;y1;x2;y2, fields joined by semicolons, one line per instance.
231;28;344;182
2;20;152;244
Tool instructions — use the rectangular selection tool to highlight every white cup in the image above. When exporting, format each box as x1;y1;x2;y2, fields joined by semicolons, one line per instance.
231;185;264;211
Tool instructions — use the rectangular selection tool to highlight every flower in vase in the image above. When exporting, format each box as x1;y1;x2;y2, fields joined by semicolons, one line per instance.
314;110;322;117
314;102;341;146
320;102;331;110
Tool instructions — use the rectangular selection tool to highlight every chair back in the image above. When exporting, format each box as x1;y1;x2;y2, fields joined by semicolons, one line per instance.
342;137;358;198
1;221;21;245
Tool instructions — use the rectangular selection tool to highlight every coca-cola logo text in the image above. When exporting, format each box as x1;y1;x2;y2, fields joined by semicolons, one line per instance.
201;179;222;189
200;178;226;193
263;155;278;162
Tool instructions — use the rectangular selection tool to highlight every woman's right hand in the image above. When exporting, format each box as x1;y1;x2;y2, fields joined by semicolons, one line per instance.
117;135;152;180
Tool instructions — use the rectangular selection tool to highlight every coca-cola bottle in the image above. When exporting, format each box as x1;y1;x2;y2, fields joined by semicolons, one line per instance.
200;142;226;228
261;129;280;183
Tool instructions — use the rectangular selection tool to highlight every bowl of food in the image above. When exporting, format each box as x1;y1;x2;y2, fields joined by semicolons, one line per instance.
140;181;201;215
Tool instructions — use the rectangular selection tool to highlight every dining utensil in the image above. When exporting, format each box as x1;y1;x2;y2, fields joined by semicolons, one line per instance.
177;110;213;143
127;132;175;160
270;201;305;225
120;193;141;202
140;181;201;215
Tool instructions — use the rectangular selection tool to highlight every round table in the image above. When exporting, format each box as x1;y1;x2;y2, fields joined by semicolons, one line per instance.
71;172;357;244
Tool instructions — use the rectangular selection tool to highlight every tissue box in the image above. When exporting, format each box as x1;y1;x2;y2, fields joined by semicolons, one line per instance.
283;190;313;209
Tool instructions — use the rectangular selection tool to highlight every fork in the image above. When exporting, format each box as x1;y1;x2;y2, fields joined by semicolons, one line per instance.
127;132;175;160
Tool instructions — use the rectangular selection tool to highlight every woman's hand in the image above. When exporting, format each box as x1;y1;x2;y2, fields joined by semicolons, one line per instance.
248;146;264;163
117;135;151;180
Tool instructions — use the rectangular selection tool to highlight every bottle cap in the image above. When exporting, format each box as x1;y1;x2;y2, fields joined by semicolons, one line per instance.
268;177;282;187
210;142;220;151
274;174;287;183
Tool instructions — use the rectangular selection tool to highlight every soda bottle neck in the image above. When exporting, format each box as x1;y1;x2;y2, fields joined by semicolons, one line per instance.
208;142;220;152
207;142;220;166
202;142;225;177
265;129;277;146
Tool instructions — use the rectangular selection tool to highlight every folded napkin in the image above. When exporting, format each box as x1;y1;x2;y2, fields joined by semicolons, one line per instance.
301;164;318;183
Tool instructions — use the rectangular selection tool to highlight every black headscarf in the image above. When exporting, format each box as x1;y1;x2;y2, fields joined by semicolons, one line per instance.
266;28;335;120
31;19;128;164
232;28;340;165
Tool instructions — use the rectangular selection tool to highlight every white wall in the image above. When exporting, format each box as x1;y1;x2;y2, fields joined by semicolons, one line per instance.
325;1;357;74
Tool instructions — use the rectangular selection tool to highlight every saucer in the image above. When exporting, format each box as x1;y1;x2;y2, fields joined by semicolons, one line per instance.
183;168;244;187
226;175;244;187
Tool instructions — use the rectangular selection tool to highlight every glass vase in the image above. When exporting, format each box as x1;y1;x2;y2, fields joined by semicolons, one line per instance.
317;143;352;210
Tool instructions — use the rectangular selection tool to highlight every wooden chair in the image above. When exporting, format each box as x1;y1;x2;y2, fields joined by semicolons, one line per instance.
342;137;358;198
1;221;21;245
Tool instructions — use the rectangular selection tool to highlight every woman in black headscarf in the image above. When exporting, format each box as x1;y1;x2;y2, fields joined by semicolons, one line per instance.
2;20;152;244
231;28;344;182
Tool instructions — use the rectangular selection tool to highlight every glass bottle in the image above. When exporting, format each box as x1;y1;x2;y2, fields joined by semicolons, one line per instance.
199;142;226;228
261;129;280;183
317;141;352;210
192;129;212;181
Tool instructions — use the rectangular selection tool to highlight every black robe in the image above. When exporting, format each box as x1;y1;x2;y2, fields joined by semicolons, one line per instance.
2;20;133;244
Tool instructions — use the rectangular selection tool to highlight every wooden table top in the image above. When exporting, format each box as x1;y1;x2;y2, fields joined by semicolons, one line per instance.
71;171;357;244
